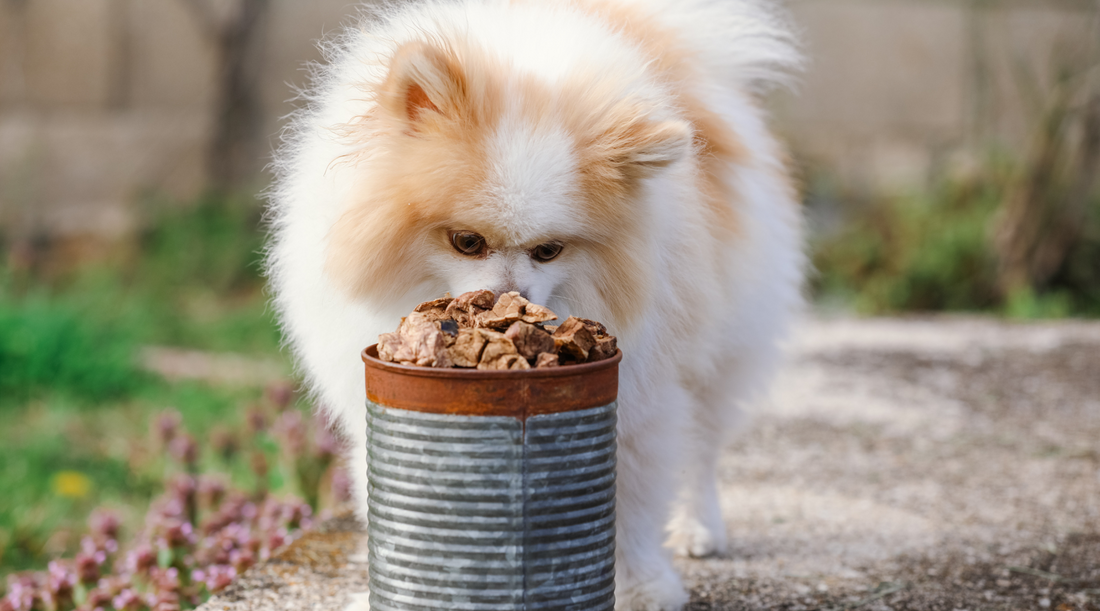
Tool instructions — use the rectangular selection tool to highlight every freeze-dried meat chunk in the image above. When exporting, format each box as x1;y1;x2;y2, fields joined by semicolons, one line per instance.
377;292;616;369
477;291;528;328
379;312;453;367
552;316;596;362
587;335;618;362
480;353;531;371
449;328;487;368
377;331;404;363
534;352;559;368
521;303;558;324
414;295;454;322
477;330;519;369
504;321;555;360
577;317;609;337
446;290;496;327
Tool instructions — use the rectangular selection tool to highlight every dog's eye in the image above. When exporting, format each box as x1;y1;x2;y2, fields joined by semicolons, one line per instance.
450;231;488;257
530;242;563;263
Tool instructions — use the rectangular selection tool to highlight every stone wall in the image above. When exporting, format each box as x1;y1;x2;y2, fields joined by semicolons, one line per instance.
778;0;1100;190
0;0;1097;239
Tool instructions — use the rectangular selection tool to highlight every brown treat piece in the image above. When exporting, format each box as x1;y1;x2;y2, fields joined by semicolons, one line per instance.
445;289;495;327
448;328;487;368
543;325;559;334
475;310;511;329
476;330;519;369
504;321;555;360
392;312;453;367
477;291;529;328
552;316;596;361
457;289;496;310
587;335;618;362
377;331;404;362
577;317;609;337
413;296;454;322
480;353;531;370
534;352;559;368
521;303;558;324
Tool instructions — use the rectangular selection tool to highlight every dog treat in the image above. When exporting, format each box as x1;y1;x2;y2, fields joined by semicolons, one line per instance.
552;316;597;362
445;289;495;327
449;328;487;368
504;321;555;360
414;295;454;322
377;291;618;369
377;312;454;368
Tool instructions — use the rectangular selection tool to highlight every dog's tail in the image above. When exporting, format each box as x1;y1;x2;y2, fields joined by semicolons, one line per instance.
617;0;802;94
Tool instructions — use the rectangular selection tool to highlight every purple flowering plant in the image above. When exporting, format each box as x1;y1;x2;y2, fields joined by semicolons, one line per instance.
1;382;351;611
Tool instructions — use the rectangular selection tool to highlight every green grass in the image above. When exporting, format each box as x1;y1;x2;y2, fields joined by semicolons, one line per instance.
810;170;1100;318
0;192;294;575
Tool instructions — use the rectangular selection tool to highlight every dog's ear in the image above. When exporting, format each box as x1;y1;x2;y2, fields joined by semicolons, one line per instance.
590;105;693;177
380;41;465;130
616;119;692;169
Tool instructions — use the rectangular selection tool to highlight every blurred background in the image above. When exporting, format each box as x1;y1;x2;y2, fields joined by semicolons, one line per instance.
0;0;1098;601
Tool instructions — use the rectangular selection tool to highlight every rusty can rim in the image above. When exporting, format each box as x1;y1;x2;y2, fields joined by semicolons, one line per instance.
361;345;622;378
362;344;622;417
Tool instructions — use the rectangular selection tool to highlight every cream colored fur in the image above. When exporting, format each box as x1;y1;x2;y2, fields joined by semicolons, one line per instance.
266;1;803;609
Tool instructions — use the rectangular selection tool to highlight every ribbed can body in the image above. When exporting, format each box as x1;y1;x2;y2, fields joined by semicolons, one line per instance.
366;400;617;611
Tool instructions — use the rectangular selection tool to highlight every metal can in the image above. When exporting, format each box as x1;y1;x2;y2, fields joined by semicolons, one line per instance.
362;345;620;611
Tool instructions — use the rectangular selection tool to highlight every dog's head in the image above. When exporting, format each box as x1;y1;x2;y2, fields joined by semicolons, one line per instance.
325;39;693;330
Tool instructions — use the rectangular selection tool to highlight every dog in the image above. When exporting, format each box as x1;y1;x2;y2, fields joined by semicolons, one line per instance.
266;0;803;608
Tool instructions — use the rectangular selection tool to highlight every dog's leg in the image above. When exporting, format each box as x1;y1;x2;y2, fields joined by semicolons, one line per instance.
613;381;691;611
667;410;729;558
667;367;751;559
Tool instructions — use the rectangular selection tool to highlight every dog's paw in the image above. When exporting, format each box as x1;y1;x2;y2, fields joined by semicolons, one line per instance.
343;591;369;611
615;568;688;611
668;513;729;558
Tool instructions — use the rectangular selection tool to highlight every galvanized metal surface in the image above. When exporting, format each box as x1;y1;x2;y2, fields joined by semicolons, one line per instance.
366;401;617;611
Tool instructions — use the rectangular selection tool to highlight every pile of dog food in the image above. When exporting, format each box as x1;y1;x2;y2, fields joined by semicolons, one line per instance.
377;290;617;370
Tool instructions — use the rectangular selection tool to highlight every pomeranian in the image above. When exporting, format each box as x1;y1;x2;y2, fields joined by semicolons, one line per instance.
266;0;803;608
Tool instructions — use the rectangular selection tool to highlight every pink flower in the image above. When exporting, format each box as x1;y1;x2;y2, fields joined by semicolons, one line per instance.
198;476;227;509
229;548;255;573
331;467;353;503
192;565;236;592
245;407;267;435
83;586;114;610
265;381;295;411
147;592;181;611
125;545;157;576
89;509;121;541
4;576;37;611
75;552;102;585
159;519;195;548
112;589;142;611
169;434;198;466
273;412;305;457
46;560;76;605
149;567;181;593
152;410;182;447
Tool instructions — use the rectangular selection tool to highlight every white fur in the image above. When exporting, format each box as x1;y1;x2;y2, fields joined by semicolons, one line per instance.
266;1;802;609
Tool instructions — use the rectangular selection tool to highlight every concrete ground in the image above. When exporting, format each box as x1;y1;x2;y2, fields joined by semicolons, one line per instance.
201;316;1100;611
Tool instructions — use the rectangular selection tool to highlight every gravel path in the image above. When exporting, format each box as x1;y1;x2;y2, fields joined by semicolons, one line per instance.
201;316;1100;611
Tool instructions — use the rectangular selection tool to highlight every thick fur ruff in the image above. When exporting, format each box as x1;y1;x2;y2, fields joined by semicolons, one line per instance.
265;1;803;609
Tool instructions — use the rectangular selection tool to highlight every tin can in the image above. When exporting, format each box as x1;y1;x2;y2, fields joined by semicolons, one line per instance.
362;345;620;611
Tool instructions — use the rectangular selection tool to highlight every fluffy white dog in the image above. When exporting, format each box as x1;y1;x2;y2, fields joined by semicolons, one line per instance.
266;0;803;608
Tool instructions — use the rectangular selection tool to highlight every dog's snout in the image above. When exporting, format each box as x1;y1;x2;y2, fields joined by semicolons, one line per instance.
493;283;528;298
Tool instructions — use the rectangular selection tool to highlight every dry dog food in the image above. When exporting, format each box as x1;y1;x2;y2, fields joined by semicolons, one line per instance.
377;291;617;370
